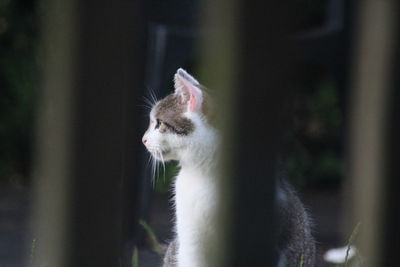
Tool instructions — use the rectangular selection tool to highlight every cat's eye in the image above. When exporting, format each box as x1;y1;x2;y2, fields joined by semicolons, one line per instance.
155;119;162;129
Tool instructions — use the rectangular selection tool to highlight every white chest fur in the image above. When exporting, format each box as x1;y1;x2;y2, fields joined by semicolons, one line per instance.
174;167;217;267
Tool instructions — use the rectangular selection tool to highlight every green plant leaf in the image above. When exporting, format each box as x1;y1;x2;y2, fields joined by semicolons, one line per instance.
132;246;139;267
139;219;163;255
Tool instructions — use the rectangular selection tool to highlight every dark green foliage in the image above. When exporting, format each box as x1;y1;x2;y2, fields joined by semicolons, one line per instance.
287;78;344;189
0;0;38;184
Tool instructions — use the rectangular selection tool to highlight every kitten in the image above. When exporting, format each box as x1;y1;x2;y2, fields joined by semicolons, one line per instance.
142;69;316;267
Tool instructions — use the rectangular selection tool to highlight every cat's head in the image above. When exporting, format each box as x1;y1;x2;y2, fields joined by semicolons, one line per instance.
142;68;217;164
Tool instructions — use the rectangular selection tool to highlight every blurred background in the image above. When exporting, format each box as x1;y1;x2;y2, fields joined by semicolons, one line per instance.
0;0;398;266
0;0;38;265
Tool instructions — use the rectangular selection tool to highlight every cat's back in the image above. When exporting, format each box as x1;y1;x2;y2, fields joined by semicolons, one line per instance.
276;179;316;266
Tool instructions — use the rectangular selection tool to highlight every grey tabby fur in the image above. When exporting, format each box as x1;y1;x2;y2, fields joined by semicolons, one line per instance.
275;178;316;266
163;239;178;267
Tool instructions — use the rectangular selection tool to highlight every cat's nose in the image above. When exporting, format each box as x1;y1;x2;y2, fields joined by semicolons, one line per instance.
142;138;147;144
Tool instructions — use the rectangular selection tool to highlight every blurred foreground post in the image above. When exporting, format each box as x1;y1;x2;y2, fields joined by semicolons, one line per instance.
200;1;296;266
32;0;145;266
349;1;399;266
31;0;77;265
382;5;400;264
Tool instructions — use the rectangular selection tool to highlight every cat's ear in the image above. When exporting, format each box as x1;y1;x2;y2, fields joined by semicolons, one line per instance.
174;68;203;112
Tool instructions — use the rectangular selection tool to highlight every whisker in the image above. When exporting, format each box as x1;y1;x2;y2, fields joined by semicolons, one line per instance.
145;153;152;168
137;102;153;111
151;156;157;187
139;87;159;112
155;152;161;187
139;96;155;111
159;151;166;182
143;96;155;106
148;88;158;105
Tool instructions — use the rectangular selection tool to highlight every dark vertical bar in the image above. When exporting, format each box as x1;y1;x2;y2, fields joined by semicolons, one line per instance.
200;1;299;265
67;0;146;265
382;3;400;266
118;0;148;254
227;3;297;267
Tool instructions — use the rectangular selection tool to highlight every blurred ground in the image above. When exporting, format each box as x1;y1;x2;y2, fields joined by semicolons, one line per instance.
0;186;31;267
0;185;343;267
144;188;345;267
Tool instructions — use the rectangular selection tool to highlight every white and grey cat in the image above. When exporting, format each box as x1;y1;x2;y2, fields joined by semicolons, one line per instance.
142;69;316;267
